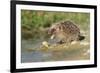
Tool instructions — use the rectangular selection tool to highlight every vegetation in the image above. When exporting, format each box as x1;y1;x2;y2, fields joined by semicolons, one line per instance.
21;10;90;39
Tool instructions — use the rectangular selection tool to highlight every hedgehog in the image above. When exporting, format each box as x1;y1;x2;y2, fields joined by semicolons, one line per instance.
48;20;85;44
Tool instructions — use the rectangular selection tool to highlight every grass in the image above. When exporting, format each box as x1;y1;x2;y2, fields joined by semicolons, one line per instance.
21;10;90;39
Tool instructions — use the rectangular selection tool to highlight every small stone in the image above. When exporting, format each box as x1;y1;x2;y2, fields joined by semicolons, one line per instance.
42;41;49;48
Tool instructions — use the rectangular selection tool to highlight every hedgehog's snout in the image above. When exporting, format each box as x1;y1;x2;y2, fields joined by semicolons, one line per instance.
48;29;51;35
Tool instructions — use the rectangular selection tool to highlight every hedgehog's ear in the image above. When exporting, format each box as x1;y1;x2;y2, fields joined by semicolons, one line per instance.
55;26;60;31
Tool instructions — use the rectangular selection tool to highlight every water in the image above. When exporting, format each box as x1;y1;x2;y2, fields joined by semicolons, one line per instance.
21;39;90;63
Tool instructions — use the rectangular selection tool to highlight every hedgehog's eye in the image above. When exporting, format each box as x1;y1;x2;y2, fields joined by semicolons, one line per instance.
51;28;56;34
59;26;61;30
48;28;56;34
52;28;56;32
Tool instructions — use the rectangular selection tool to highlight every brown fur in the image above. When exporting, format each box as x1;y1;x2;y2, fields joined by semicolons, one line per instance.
48;20;85;43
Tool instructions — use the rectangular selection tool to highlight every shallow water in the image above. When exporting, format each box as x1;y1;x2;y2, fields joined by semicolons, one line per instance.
21;38;90;63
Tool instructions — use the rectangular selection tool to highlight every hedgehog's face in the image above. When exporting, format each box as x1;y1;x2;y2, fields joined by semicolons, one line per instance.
48;27;56;39
48;24;56;34
48;25;61;39
48;25;58;40
48;28;56;35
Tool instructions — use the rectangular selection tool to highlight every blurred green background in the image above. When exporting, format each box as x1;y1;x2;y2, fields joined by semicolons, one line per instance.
21;10;90;40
